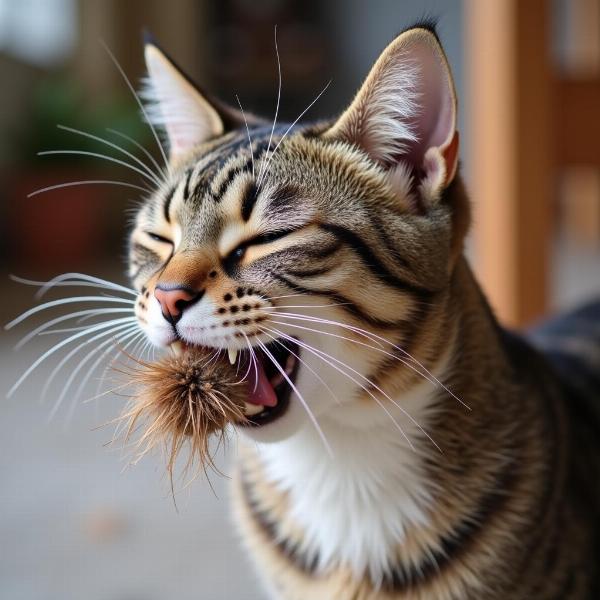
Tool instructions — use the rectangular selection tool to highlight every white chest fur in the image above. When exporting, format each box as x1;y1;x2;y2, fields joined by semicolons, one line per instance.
254;371;443;584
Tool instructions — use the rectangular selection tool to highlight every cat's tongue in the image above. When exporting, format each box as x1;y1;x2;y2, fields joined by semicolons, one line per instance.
246;357;278;407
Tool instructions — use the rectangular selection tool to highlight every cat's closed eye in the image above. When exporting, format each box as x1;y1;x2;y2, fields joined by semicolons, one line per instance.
146;232;173;244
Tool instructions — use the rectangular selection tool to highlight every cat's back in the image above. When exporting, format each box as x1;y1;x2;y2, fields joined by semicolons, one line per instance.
527;300;600;597
527;299;600;435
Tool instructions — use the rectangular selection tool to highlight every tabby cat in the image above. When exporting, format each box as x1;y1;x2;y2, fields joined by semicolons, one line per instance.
127;22;600;599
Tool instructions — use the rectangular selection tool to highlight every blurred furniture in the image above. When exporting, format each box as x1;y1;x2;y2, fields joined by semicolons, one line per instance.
466;0;600;327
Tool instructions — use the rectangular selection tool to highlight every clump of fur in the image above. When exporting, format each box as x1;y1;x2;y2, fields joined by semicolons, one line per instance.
119;347;248;478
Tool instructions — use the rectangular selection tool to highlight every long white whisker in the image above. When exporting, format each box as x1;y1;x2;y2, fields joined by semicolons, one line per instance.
41;319;137;402
240;332;259;393
235;95;255;180
263;326;414;450
7;317;135;398
49;324;139;419
265;326;440;452
260;329;339;405
38;150;160;186
64;326;141;411
266;293;308;301
56;124;162;186
264;303;352;310
236;333;256;386
100;40;170;171
257;80;331;189
14;307;133;349
257;25;282;187
6;296;135;330
256;338;333;456
11;273;137;299
107;128;166;180
39;326;95;335
31;272;137;298
269;309;468;410
27;179;149;198
270;316;436;383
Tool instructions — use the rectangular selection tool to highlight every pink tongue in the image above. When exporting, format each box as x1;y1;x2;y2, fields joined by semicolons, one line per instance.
246;358;278;407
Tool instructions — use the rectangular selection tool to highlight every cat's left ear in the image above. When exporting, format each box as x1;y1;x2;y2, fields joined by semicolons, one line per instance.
324;24;459;201
143;39;262;163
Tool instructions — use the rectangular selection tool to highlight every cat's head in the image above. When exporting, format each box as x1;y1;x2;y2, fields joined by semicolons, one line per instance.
129;23;469;444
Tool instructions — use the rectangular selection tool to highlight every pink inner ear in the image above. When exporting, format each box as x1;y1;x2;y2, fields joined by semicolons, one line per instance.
404;41;456;174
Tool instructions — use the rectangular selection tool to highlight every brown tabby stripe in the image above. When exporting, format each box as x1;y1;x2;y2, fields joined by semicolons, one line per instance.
318;223;435;299
270;272;407;329
240;449;519;593
240;469;319;573
163;185;176;222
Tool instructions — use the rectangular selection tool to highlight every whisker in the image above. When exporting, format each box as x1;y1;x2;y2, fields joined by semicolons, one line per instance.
107;127;166;181
38;150;160;186
260;329;339;405
264;303;352;310
269;310;468;410
257;79;331;189
257;25;282;188
240;332;259;393
256;337;333;456
41;320;138;402
27;179;149;198
263;326;414;449
14;307;133;349
6;296;135;330
78;328;147;404
49;324;139;419
271;316;433;379
56;124;163;186
7;317;136;398
100;40;170;172
235;95;255;180
11;273;137;298
264;326;440;452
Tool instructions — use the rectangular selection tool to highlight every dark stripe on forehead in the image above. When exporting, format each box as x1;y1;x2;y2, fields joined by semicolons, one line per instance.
183;168;193;201
211;155;254;202
163;186;176;223
241;180;259;221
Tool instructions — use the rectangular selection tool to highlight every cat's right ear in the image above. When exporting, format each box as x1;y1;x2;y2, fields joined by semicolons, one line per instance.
143;40;262;163
323;24;459;204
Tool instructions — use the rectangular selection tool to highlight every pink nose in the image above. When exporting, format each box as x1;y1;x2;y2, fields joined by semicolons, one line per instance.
154;286;199;324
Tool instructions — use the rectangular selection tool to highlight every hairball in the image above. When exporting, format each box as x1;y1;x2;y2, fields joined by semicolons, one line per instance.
117;347;248;478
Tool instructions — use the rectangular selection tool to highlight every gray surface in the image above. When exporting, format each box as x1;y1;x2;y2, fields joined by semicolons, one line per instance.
0;330;263;600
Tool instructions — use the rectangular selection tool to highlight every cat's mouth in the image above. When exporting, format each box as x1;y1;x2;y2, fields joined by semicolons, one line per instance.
170;338;300;427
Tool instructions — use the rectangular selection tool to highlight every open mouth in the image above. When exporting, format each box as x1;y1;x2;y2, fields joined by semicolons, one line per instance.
171;338;300;427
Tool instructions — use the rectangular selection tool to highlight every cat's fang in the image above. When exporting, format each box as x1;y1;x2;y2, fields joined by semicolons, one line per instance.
243;401;264;417
228;348;238;364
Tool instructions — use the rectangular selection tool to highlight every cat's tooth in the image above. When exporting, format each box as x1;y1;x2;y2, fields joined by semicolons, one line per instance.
171;340;184;357
244;402;264;416
228;348;238;365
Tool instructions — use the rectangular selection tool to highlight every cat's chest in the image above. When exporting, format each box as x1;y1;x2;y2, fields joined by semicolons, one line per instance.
238;413;434;584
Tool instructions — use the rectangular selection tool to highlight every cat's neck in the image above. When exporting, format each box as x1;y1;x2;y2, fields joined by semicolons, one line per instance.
241;258;515;583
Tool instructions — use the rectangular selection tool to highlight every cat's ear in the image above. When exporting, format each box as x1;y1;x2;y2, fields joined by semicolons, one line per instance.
143;39;262;163
324;24;459;199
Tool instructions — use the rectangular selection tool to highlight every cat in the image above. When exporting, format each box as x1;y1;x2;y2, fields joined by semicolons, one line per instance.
122;20;600;599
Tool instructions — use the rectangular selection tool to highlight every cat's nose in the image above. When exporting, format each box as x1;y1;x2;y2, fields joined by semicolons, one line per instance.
154;285;201;324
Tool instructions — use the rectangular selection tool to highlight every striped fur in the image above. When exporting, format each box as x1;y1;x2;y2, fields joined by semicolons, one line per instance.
128;23;600;599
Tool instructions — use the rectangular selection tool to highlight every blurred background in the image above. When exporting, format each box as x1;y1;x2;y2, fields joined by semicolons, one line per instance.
0;1;599;599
